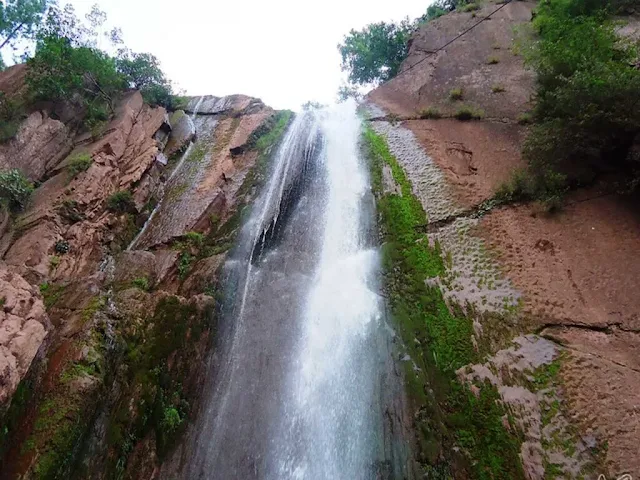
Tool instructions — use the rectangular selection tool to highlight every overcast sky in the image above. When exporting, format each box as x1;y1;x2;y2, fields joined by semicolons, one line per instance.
56;0;429;110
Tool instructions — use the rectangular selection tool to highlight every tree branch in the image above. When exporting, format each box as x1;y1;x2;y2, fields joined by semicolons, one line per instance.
0;23;25;51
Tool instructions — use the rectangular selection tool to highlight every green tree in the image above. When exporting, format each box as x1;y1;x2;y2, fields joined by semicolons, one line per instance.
521;0;640;196
0;0;51;52
116;51;174;108
338;19;415;86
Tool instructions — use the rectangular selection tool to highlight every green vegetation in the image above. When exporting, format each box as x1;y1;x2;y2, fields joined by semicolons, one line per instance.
107;296;214;473
517;112;532;125
0;92;25;142
49;255;60;268
449;87;463;100
106;190;134;214
39;281;65;308
0;0;51;56
492;84;506;93
67;152;92;177
4;3;177;137
0;168;34;211
514;0;640;203
418;107;442;119
461;2;480;12
338;19;415;86
364;127;524;478
487;55;500;64
131;276;150;291
453;105;484;120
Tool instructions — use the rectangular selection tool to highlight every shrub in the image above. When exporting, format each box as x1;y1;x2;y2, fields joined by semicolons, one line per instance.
491;84;506;93
0;93;24;143
487;56;500;65
67;153;93;176
106;190;135;214
419;107;443;119
517;112;532;125
161;407;182;433
522;0;640;190
453;106;484;120
461;2;480;11
49;256;60;268
449;88;463;101
0;169;34;212
131;277;150;291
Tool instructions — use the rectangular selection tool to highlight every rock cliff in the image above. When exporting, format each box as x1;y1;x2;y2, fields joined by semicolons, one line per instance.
0;63;290;478
367;2;640;478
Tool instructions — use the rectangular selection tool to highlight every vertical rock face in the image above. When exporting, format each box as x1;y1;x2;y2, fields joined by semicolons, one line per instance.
0;264;51;409
0;72;286;478
367;1;640;477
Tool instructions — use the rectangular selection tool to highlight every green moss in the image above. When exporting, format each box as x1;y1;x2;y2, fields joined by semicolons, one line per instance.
364;126;524;479
39;282;66;309
106;296;214;474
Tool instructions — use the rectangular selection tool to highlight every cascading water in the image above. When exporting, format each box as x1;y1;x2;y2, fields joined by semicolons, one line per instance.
180;101;411;480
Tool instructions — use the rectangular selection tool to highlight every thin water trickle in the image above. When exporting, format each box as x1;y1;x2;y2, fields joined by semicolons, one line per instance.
180;101;409;480
127;96;204;251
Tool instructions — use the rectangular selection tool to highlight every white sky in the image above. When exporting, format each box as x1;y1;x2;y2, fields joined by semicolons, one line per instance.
59;0;429;110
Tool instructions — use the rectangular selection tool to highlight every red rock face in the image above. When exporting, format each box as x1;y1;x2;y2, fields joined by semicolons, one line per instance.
0;264;51;409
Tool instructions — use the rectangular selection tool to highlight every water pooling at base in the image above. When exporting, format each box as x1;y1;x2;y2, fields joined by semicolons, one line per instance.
181;101;410;480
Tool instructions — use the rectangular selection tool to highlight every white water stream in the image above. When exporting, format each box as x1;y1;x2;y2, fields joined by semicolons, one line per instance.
180;101;407;479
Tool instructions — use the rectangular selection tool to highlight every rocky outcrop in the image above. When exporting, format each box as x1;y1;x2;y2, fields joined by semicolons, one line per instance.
0;264;51;409
4;90;166;282
164;110;195;157
184;94;265;116
0;112;73;181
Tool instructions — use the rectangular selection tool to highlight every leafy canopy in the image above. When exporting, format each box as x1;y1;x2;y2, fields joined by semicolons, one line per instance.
338;19;415;86
0;0;51;52
518;0;640;198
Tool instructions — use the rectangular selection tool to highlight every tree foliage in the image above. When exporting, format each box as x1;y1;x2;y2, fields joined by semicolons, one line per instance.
338;19;415;86
521;0;640;195
116;51;174;108
0;168;34;211
0;0;51;52
22;3;176;129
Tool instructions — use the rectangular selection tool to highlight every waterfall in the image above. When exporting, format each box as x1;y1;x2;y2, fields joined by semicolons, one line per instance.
127;96;204;251
181;101;409;480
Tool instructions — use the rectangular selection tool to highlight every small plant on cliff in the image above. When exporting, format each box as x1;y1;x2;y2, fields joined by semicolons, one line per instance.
517;112;532;125
0;92;25;143
449;87;463;101
491;84;506;93
67;152;93;177
419;107;443;119
106;190;135;214
460;2;480;12
49;255;60;268
0;168;34;212
453;106;484;120
131;277;150;291
161;407;183;433
487;55;500;65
